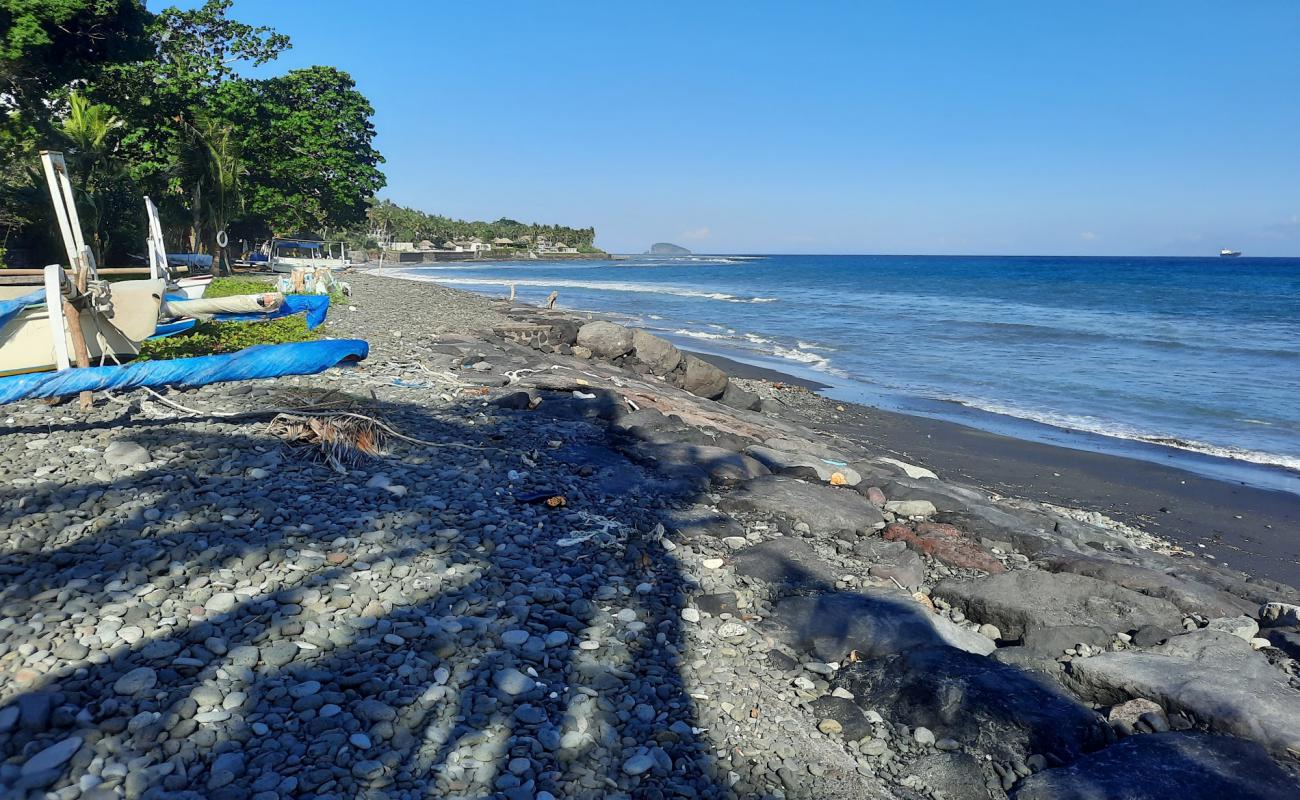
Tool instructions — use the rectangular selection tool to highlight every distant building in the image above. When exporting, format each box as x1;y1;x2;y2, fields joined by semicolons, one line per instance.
388;241;416;252
493;237;515;247
553;243;578;254
417;239;436;250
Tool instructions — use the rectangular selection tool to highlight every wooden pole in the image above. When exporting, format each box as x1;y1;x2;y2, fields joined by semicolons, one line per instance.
67;247;96;409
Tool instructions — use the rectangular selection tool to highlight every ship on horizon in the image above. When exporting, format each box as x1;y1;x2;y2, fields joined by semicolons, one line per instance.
1220;248;1242;257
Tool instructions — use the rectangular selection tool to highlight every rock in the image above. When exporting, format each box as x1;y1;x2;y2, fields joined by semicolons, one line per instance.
1043;554;1257;618
695;592;740;616
884;500;937;517
622;753;656;776
865;486;887;506
205;592;238;614
1205;615;1259;641
1063;629;1300;758
837;645;1112;764
493;668;536;697
679;354;729;400
1021;625;1110;657
719;381;762;412
865;547;927;590
1260;602;1300;628
633;442;768;485
744;445;862;486
731;538;840;592
767;591;996;661
103;440;149;467
913;726;936;745
1107;698;1164;727
576;321;633;358
208;752;246;789
877;457;937;480
884;522;1006;573
631;329;681;375
720;476;884;535
659;506;747;540
717;622;748;639
680;607;701;623
21;736;82;776
808;695;872;741
1262;628;1300;659
1011;732;1297;800
113;666;158;696
933;570;1182;639
818;718;844;736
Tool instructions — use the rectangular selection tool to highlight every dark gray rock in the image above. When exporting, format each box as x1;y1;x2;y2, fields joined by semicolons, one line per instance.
744;445;861;485
695;592;740;616
808;695;873;741
732;538;840;592
837;645;1112;764
933;570;1183;640
766;591;995;661
720;476;884;535
1042;553;1257;618
1011;732;1297;800
576;321;634;358
854;538;926;589
1021;625;1110;656
631;329;681;375
719;382;762;412
679;354;729;400
630;442;767;486
1063;629;1300;758
1263;627;1300;659
659;506;746;540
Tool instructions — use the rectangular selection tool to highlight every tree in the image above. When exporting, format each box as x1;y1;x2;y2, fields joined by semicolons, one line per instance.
59;92;126;265
173;114;244;273
234;66;385;234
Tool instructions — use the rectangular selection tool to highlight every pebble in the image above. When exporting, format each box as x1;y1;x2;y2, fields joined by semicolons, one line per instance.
914;726;936;746
494;667;536;696
622;753;656;776
817;719;843;735
112;667;157;696
681;607;701;623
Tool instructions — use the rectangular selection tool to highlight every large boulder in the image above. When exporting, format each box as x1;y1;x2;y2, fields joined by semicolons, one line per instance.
1042;553;1257;618
836;645;1112;765
659;506;746;540
1011;732;1297;800
719;381;762;411
679;354;729;399
933;570;1183;640
1063;629;1300;758
744;445;862;486
631;328;682;375
884;522;1006;573
731;537;840;591
576;321;634;358
720;476;884;535
766;591;996;661
629;442;767;486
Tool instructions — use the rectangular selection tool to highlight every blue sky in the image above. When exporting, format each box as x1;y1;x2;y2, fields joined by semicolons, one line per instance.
186;1;1300;255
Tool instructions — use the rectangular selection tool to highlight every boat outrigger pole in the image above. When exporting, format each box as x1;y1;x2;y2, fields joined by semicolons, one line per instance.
39;150;98;408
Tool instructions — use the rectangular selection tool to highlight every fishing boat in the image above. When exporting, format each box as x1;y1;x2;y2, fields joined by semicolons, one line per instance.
1220;249;1242;257
0;279;165;377
270;239;351;273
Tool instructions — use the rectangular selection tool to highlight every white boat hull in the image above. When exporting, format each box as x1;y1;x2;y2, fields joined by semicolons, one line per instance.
0;280;165;377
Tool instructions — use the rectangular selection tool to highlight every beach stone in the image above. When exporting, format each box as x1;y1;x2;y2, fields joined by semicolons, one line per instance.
884;522;1005;573
1043;553;1257;618
21;736;82;776
494;667;536;697
679;354;729;399
720;475;884;535
719;381;762;411
1063;629;1300;758
744;445;862;486
205;592;238;614
767;591;995;661
633;442;768;485
1011;732;1297;800
1021;624;1110;657
933;570;1182;639
576;321;633;358
1260;601;1300;628
103;440;149;467
809;695;872;740
1205;615;1259;641
837;645;1112;764
877;457;938;480
113;667;158;696
884;499;937;517
622;753;656;776
659;506;747;540
907;753;991;800
865;547;927;590
631;329;681;375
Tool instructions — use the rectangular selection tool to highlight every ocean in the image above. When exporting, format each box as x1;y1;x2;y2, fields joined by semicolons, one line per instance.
387;254;1300;491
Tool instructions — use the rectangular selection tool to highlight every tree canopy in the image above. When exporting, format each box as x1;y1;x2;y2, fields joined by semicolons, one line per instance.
0;0;386;267
368;200;596;249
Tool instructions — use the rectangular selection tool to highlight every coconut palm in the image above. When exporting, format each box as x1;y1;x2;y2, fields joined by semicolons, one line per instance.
174;114;245;275
59;92;125;265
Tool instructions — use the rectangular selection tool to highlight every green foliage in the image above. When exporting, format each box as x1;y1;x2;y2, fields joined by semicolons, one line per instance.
136;315;315;360
367;200;596;249
203;276;274;297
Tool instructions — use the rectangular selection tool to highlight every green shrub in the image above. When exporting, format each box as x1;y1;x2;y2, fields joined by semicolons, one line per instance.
204;277;276;298
137;316;317;361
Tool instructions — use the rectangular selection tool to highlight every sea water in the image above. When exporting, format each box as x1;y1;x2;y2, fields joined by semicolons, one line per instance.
392;255;1300;489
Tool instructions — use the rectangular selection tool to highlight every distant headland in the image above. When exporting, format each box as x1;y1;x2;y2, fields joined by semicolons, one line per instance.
646;242;692;255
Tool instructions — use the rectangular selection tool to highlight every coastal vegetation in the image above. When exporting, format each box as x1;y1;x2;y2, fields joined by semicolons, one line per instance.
364;199;598;252
0;0;385;270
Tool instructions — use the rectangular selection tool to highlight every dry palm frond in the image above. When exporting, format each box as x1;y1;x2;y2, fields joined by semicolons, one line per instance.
266;413;387;473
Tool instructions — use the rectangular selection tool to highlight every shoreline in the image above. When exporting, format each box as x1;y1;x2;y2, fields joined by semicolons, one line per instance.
690;349;1300;587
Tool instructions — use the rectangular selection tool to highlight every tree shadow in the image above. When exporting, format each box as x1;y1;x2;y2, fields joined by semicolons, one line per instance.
0;389;730;798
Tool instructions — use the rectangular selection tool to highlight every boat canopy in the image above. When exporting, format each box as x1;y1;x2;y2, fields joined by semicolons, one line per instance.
276;240;326;249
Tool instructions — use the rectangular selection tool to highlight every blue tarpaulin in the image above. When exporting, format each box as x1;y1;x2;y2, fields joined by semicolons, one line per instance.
0;289;46;332
213;294;330;329
0;339;368;405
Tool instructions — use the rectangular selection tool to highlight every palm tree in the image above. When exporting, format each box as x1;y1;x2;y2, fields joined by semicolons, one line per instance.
60;92;124;266
174;114;245;275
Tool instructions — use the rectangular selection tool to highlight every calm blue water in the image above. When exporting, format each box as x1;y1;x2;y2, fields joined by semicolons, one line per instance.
390;255;1300;487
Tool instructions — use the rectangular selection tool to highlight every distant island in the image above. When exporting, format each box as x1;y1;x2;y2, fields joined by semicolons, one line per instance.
646;242;691;255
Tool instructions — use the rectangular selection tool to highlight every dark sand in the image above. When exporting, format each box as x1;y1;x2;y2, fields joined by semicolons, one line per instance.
693;350;1300;588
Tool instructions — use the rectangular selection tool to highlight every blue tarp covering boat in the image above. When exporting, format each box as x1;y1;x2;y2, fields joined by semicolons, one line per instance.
0;289;46;332
0;339;368;404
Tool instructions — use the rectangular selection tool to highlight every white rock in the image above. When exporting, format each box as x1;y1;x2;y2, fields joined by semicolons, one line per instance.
103;441;149;467
701;558;725;569
717;622;748;639
884;500;937;517
878;457;938;480
681;608;701;624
